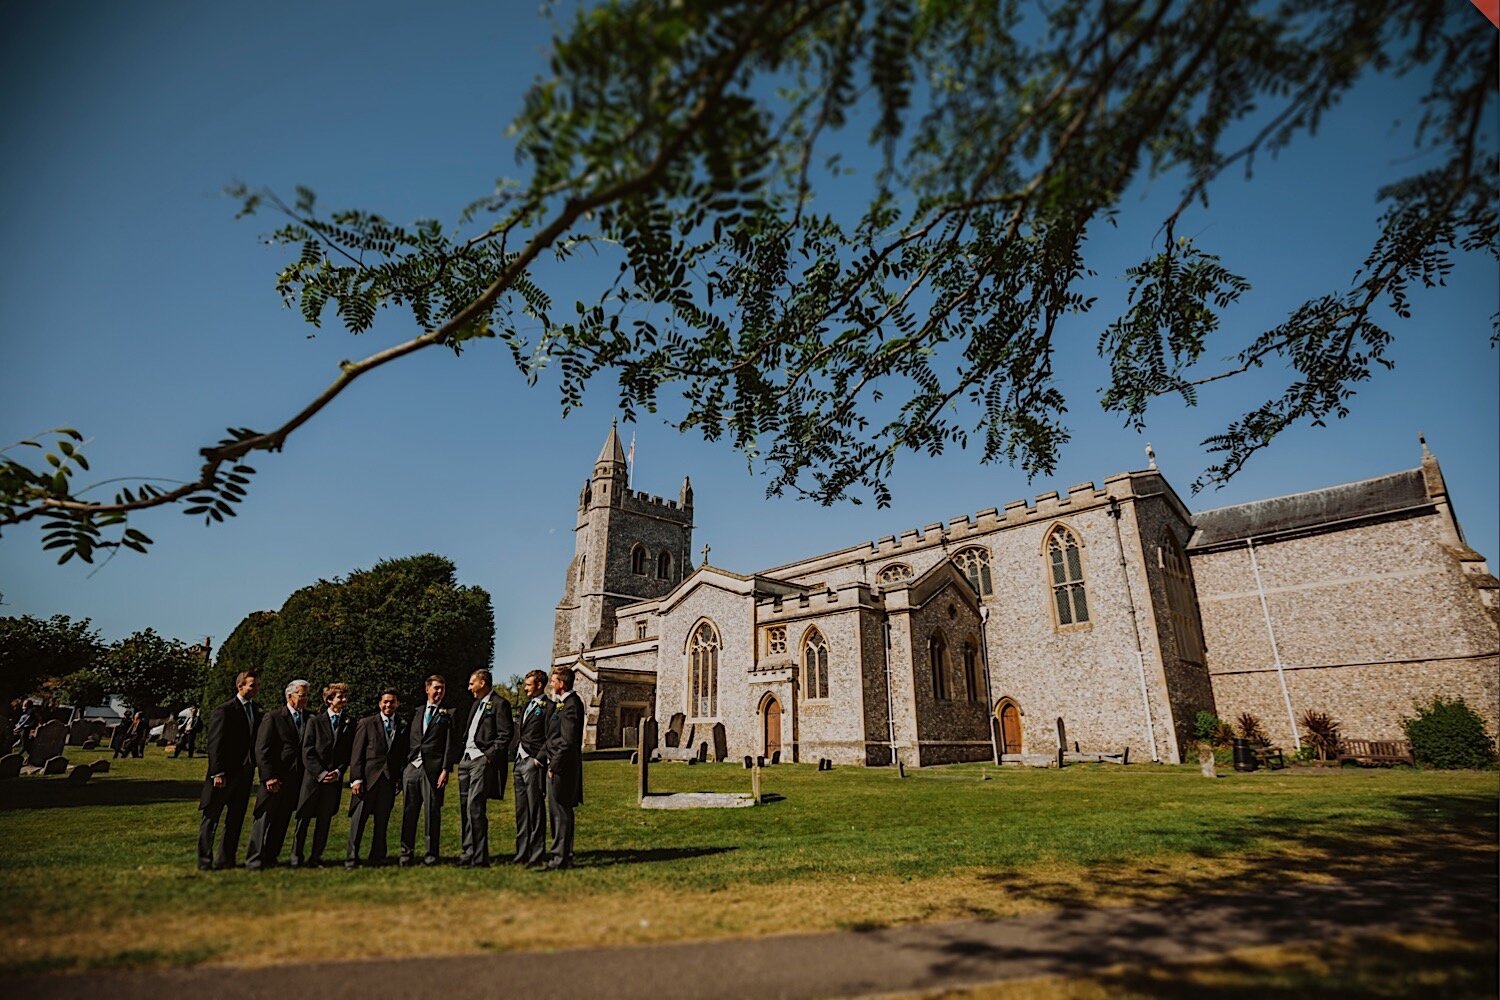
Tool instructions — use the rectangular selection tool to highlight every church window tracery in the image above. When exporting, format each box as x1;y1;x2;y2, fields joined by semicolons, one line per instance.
689;621;720;718
962;642;981;702
928;632;950;700
802;627;830;700
1046;526;1090;626
876;563;913;585
657;550;672;580
954;547;993;597
765;625;787;656
631;544;648;575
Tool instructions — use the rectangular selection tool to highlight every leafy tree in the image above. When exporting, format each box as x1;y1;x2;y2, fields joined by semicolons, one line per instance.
57;669;109;708
0;614;104;704
3;0;1493;560
1401;696;1495;769
102;628;207;714
206;610;279;706
248;554;492;717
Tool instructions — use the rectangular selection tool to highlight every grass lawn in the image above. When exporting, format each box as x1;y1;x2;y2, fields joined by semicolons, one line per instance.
0;751;1494;975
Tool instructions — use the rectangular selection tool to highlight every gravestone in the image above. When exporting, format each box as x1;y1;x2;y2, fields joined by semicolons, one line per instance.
751;763;761;804
709;723;728;763
636;717;658;803
66;763;93;784
622;727;639;752
27;720;66;768
1055;717;1067;751
90;759;110;773
160;717;179;746
665;713;685;748
82;737;100;751
770;750;781;765
897;761;907;779
1199;745;1217;778
43;755;68;775
68;719;107;747
0;753;21;779
742;755;753;769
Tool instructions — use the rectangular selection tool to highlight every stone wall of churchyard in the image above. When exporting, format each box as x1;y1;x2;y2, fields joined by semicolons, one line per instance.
1130;487;1219;756
765;475;1191;763
1192;511;1500;742
756;587;883;765
902;582;990;766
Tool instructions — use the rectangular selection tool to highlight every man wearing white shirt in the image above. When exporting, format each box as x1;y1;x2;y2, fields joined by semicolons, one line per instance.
293;683;354;868
457;669;514;868
511;670;550;867
401;675;457;867
346;688;407;869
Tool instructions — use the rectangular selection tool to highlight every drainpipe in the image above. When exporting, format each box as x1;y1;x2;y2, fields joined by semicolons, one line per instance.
1247;537;1300;749
1108;498;1159;762
979;606;999;764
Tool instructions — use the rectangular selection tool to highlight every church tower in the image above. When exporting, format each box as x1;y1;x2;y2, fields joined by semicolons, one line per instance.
552;423;694;658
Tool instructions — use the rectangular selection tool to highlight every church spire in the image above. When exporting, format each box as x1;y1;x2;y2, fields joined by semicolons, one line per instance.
595;419;627;476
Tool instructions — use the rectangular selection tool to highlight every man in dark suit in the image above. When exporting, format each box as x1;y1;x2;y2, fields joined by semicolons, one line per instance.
512;669;550;867
400;674;457;867
544;665;585;870
293;682;355;868
173;706;201;758
197;671;261;871
245;679;310;870
456;668;515;868
346;688;407;869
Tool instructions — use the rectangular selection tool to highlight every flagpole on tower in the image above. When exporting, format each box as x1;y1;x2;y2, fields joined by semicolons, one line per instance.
627;432;636;489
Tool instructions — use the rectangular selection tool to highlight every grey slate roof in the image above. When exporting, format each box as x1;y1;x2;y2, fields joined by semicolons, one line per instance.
1189;469;1432;548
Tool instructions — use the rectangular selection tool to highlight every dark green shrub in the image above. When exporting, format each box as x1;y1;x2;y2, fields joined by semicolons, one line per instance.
1237;712;1269;746
1300;709;1342;762
1401;697;1496;769
1194;710;1221;744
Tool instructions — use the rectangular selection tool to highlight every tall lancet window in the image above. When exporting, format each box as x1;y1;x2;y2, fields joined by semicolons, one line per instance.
802;627;830;700
689;621;720;718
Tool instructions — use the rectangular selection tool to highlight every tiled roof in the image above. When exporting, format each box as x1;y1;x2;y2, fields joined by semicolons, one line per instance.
1189;469;1431;548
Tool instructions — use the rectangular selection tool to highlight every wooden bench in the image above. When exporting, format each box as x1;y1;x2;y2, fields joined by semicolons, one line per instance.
1254;746;1286;770
1338;739;1414;766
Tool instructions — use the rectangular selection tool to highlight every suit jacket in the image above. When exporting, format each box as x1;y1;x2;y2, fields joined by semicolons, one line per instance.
349;712;408;804
200;697;262;810
253;705;306;814
514;696;550;764
407;702;458;782
460;691;515;800
298;711;355;811
544;691;584;807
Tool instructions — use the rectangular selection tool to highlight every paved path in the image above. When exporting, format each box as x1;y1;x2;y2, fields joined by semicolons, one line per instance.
18;864;1495;999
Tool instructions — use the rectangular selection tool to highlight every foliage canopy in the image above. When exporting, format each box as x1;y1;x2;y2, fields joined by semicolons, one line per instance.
2;0;1494;561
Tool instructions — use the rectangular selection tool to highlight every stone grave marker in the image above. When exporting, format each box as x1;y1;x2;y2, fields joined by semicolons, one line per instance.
769;750;781;765
742;755;753;769
709;723;728;762
91;759;110;773
622;726;639;752
68;719;107;747
82;737;100;751
43;755;68;775
160;717;179;746
0;753;21;780
665;713;685;748
1055;717;1067;751
27;720;66;768
636;717;658;802
66;763;93;784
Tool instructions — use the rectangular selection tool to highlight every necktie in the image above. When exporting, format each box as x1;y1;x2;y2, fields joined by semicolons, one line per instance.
425;705;435;732
330;714;340;733
243;701;253;726
294;710;303;732
385;718;393;745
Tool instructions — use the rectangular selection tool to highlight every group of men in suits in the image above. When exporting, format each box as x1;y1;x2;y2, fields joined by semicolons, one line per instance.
197;665;586;872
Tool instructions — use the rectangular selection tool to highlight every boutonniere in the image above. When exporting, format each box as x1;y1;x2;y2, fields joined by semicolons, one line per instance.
438;708;452;721
482;702;494;716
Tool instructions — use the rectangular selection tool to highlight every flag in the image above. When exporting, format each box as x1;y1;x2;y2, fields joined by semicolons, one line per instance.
627;432;636;488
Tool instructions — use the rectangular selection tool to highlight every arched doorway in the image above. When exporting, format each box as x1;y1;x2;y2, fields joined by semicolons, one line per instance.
761;695;782;756
995;699;1023;755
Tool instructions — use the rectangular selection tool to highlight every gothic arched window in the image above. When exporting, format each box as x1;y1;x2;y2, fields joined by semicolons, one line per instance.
1162;531;1206;667
954;547;994;597
689;621;720;718
876;563;913;586
657;550;672;580
962;642;981;702
631;544;648;575
802;627;830;700
1046;525;1090;626
928;632;950;700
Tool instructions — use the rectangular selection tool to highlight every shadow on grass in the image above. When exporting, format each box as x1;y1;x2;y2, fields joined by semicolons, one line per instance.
0;778;201;811
575;845;737;867
898;792;1498;987
6;943;225;976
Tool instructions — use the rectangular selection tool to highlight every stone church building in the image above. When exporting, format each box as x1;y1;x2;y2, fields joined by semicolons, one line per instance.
552;426;1498;765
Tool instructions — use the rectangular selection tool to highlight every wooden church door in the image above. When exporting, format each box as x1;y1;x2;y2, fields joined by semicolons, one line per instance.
999;703;1022;755
763;697;782;755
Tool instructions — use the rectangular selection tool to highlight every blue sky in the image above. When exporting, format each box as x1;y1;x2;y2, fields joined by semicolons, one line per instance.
1;2;1495;676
